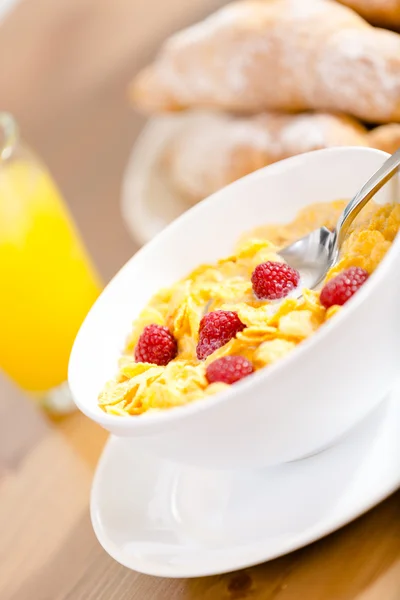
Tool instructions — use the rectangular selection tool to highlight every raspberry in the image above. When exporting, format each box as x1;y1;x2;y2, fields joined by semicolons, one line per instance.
135;324;177;365
251;261;300;300
320;267;369;309
196;310;246;360
206;355;254;385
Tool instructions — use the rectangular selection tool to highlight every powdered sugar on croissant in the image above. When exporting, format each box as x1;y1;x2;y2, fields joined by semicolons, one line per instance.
162;111;368;205
131;0;400;123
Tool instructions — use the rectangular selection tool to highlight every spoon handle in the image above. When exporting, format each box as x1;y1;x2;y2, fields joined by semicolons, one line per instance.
336;147;400;248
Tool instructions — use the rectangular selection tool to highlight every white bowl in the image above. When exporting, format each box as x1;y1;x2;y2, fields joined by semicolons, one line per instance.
69;147;400;470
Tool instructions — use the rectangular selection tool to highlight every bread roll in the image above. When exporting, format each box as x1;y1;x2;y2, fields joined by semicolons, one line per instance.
367;123;400;153
162;111;368;205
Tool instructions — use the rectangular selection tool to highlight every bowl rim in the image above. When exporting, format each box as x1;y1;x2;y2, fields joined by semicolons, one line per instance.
69;146;395;432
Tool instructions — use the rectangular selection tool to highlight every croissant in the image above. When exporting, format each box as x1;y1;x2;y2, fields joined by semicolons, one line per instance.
338;1;400;31
131;0;400;124
161;111;368;206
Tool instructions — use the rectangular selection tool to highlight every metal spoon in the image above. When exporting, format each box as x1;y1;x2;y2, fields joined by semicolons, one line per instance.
280;148;400;293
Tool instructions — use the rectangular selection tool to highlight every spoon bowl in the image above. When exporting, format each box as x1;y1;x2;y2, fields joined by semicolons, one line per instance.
280;226;335;291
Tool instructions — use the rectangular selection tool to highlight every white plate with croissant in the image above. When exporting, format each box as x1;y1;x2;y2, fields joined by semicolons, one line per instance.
121;109;400;246
121;112;196;246
122;0;400;246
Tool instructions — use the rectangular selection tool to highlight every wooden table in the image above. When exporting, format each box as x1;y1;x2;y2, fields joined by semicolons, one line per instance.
0;1;400;598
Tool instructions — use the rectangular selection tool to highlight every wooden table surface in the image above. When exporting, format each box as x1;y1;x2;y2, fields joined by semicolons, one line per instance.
0;1;400;598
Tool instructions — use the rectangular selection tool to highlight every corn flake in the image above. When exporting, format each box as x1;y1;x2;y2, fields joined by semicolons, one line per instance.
254;339;296;368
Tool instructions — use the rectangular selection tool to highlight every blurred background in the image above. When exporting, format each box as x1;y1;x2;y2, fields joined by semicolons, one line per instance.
1;1;400;596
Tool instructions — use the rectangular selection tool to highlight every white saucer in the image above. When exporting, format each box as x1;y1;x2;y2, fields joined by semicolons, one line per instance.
91;390;400;578
121;113;213;246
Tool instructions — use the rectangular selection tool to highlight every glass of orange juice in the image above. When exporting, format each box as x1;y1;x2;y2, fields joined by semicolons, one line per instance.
0;112;102;414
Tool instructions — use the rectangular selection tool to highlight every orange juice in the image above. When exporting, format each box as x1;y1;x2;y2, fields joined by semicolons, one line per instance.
0;159;101;392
